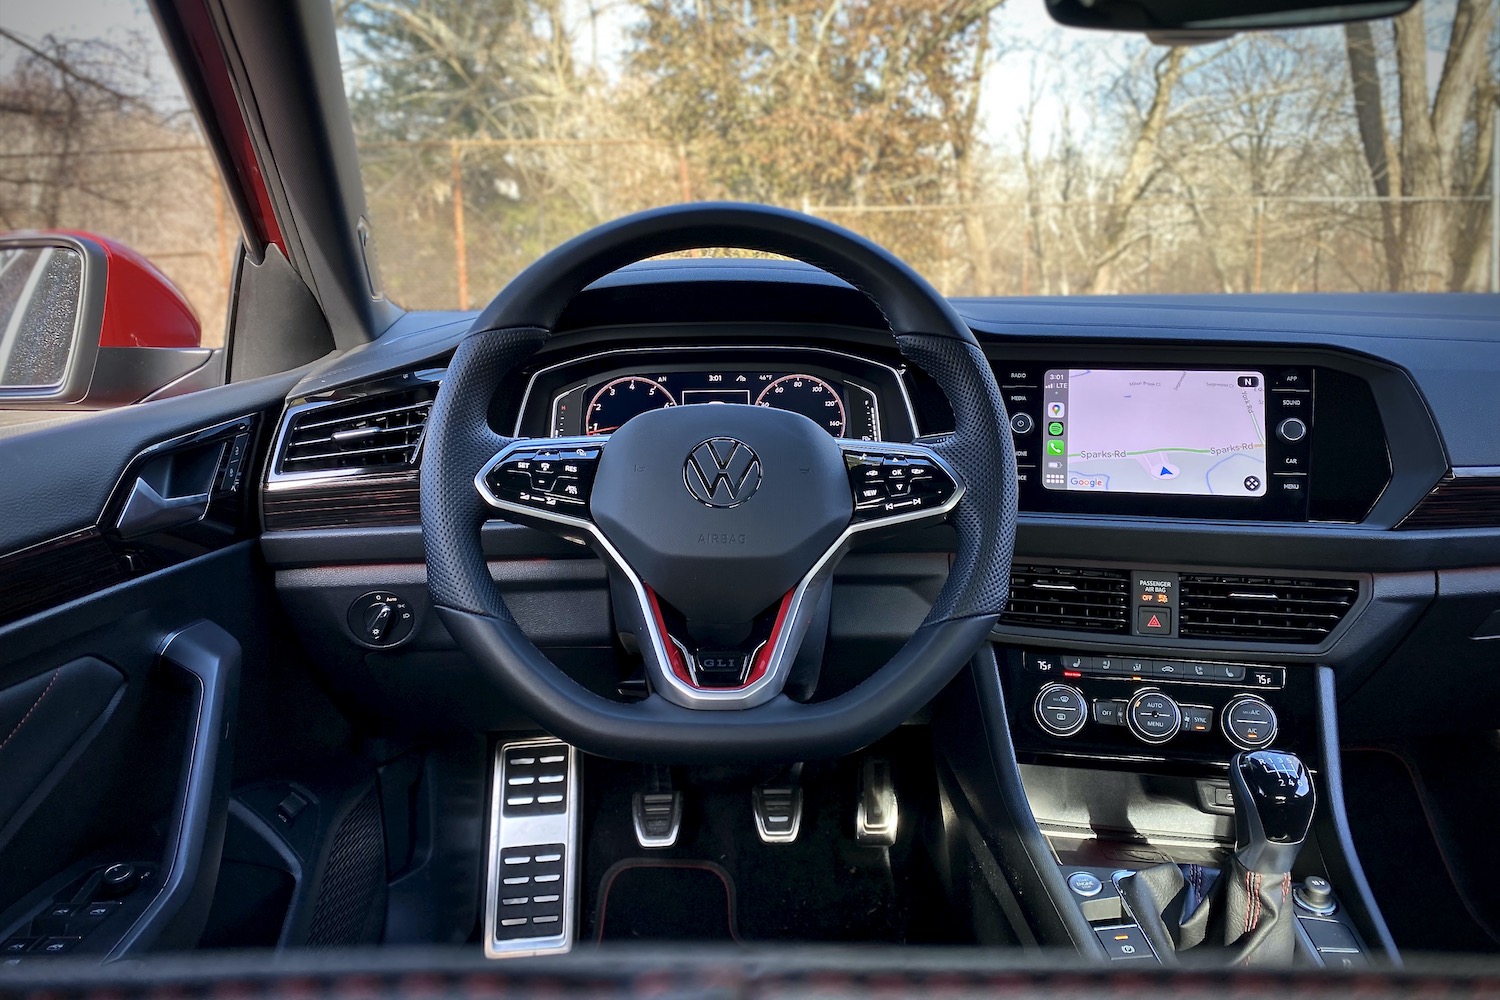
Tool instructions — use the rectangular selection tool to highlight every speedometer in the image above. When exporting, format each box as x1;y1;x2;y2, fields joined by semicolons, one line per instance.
755;374;847;436
585;376;676;434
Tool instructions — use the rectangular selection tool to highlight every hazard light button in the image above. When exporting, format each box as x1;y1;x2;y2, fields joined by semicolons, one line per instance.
1137;607;1172;635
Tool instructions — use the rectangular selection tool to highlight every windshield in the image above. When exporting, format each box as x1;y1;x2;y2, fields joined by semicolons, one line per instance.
334;0;1496;307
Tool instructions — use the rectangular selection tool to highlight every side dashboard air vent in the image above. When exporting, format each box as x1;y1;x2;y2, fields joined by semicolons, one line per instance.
1178;575;1359;644
278;385;438;476
1002;566;1130;633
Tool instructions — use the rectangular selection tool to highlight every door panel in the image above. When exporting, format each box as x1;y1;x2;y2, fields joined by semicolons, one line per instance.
0;372;304;955
0;659;125;852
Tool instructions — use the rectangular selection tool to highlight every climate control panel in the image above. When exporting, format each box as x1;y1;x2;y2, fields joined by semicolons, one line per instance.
1005;647;1306;770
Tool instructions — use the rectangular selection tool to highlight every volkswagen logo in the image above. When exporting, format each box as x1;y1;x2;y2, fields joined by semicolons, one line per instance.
684;437;762;508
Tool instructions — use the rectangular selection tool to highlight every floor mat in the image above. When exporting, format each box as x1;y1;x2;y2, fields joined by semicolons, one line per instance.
579;732;965;945
595;860;738;942
1342;747;1500;954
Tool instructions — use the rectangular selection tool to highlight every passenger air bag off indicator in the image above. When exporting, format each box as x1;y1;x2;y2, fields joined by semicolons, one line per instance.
1131;570;1179;637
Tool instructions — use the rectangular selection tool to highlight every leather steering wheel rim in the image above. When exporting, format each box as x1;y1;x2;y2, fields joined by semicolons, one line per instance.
421;202;1017;763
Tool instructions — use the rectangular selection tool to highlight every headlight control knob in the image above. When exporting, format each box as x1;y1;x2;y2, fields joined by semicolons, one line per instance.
1034;682;1087;737
347;591;416;648
1127;688;1182;744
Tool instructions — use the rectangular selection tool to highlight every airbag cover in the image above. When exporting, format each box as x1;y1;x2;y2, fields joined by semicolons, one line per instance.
590;404;851;623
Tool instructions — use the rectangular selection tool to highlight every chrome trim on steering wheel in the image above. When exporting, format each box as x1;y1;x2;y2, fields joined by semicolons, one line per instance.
475;436;964;710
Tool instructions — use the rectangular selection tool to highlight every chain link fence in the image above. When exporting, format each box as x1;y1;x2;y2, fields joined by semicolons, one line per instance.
3;139;1494;351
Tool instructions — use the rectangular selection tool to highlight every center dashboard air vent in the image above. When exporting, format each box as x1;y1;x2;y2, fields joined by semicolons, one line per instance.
1002;566;1130;634
1178;574;1359;644
278;384;438;477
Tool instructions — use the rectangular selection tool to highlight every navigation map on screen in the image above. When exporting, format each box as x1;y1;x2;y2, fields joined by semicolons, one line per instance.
1041;369;1267;498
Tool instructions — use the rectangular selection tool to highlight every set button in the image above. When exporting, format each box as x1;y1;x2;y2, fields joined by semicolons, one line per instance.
489;446;601;513
845;453;955;521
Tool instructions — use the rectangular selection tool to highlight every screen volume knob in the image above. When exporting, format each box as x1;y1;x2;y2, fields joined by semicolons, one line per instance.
1034;682;1087;737
1277;417;1308;443
1127;688;1182;744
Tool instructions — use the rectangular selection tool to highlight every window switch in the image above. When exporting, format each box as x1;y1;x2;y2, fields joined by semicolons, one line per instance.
1;937;37;956
33;903;78;935
74;901;122;925
36;937;81;955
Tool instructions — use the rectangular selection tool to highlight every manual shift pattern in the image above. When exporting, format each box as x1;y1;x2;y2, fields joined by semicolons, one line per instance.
1113;750;1316;966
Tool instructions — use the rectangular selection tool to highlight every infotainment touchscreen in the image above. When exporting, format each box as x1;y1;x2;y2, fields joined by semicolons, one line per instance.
1041;369;1267;498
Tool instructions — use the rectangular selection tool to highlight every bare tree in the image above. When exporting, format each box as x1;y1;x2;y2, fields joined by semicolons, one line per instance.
1344;0;1497;290
1080;45;1186;293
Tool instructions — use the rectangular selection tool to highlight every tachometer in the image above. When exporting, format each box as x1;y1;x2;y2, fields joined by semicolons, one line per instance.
585;376;676;434
755;373;846;436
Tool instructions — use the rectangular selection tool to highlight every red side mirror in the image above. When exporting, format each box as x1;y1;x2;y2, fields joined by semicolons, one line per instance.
0;231;215;408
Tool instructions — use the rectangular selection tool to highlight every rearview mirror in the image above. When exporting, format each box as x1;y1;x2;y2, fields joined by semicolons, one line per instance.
1044;0;1415;33
0;232;216;409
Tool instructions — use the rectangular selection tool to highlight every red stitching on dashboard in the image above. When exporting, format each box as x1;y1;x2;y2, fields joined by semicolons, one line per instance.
0;668;60;754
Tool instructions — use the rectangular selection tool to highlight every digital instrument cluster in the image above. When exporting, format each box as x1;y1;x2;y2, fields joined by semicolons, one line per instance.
533;351;900;441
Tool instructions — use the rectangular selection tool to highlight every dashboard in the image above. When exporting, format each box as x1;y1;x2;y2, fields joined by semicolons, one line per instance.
505;344;1395;526
248;263;1500;775
516;345;919;443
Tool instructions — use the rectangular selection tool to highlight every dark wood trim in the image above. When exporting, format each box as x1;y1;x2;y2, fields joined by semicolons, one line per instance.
1396;473;1500;530
261;473;421;531
0;527;129;626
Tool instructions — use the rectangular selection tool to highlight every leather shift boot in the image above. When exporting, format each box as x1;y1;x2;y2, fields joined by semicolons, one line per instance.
1119;860;1295;965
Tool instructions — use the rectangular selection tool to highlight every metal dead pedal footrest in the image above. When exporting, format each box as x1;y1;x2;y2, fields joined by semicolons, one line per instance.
485;739;579;958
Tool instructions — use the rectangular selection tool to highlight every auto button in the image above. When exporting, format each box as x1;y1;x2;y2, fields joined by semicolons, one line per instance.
1126;689;1182;745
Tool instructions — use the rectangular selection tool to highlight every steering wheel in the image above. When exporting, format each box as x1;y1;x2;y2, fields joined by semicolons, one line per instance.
422;203;1017;763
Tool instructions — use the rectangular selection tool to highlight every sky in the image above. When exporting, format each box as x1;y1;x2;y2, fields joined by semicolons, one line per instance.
1;0;1459;158
3;0;1129;147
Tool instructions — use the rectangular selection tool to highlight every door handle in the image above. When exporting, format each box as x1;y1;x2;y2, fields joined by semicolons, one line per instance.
116;477;211;539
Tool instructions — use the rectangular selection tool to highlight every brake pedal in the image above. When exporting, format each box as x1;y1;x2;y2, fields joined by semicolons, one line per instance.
856;758;898;845
484;738;579;958
633;792;682;848
753;785;803;843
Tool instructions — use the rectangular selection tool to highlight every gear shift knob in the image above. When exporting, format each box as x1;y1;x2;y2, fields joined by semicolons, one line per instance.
1229;750;1315;874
